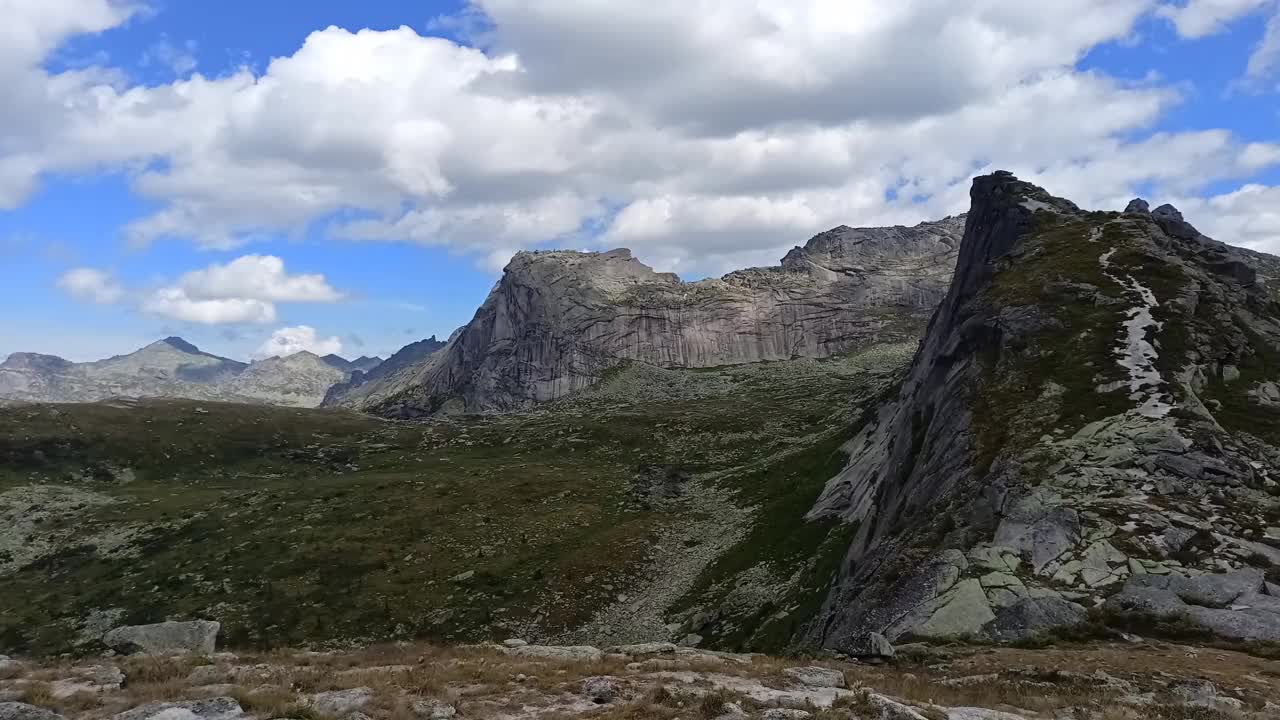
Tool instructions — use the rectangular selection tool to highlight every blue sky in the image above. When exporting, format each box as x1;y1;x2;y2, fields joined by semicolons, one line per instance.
3;0;1279;361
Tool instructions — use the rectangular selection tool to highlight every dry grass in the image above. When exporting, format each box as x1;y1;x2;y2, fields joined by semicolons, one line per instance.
3;641;1277;719
19;681;56;707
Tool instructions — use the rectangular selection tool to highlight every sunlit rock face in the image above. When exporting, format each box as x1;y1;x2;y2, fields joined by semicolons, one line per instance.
341;220;966;416
804;171;1280;649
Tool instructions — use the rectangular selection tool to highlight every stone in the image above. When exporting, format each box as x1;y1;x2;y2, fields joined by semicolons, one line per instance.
581;676;619;704
186;666;228;686
1124;199;1151;215
947;710;1032;720
103;621;220;656
0;704;64;720
1167;679;1217;703
112;697;243;720
985;597;1088;643
761;710;812;720
993;498;1081;575
913;579;996;639
608;642;677;656
847;632;895;659
781;666;846;689
506;645;604;662
411;700;456;720
501;638;527;648
306;688;372;715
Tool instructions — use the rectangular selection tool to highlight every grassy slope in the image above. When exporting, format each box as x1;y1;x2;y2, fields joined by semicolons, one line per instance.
0;347;910;656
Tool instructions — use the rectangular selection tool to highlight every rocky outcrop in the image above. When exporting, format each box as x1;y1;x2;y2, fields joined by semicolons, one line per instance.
803;172;1280;649
0;338;370;408
343;220;964;416
102;620;220;655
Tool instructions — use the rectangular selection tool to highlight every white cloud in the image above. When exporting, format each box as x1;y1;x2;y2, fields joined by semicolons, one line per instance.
1247;9;1280;81
256;325;343;358
141;287;276;325
1157;0;1270;37
1172;183;1280;252
141;36;198;77
5;0;1280;278
56;267;123;304
126;254;342;325
176;254;343;302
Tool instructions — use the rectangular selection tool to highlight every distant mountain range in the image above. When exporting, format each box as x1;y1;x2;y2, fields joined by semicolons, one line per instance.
0;337;389;408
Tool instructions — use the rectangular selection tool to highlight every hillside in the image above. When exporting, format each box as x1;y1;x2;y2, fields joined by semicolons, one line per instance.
330;219;964;416
0;343;911;656
802;172;1280;651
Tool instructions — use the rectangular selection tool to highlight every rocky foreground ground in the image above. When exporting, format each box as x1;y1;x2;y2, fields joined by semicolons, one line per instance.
1;637;1278;720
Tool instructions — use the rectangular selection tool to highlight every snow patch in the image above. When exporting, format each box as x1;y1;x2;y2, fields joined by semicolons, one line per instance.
1098;247;1173;419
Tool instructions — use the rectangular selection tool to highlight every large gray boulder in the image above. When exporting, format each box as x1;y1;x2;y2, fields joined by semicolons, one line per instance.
103;620;220;655
112;697;242;720
1107;570;1280;642
985;597;1087;642
0;704;64;720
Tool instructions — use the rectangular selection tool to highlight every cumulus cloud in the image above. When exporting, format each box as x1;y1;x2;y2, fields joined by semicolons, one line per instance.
175;254;343;303
141;288;276;325
125;255;342;325
1157;0;1271;37
256;325;343;358
1173;183;1280;250
57;267;123;304
6;0;1280;274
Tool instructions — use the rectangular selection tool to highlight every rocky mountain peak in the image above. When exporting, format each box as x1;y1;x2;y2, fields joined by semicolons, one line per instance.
160;336;203;354
0;352;72;372
804;171;1280;650
338;219;964;416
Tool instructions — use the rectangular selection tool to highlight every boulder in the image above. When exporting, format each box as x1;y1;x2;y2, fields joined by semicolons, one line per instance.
608;642;677;656
411;700;456;720
761;710;812;720
112;697;242;720
781;666;846;689
985;597;1087;642
1124;199;1151;215
0;704;65;720
581;676;619;704
103;621;220;655
847;632;895;659
506;645;604;662
305;688;371;715
911;579;996;639
501;638;527;648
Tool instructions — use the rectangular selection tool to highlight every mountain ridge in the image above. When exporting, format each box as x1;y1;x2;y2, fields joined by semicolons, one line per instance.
0;337;384;408
335;217;966;416
790;171;1280;651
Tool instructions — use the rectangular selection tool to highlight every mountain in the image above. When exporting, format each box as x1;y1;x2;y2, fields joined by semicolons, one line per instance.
795;171;1280;650
0;338;354;408
320;354;384;373
322;335;447;408
337;219;965;416
223;351;350;407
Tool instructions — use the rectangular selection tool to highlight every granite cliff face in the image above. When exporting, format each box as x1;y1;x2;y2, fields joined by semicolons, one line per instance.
340;219;964;416
803;172;1280;650
0;338;371;408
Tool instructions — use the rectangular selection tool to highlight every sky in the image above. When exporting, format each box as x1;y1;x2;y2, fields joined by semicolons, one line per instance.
2;0;1280;362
